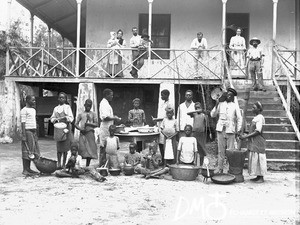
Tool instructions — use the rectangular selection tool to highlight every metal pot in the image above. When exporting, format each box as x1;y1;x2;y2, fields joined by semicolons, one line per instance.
169;164;200;181
109;168;121;176
123;165;134;176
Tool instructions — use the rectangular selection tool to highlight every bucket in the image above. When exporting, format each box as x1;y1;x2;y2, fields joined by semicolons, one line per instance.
53;122;68;141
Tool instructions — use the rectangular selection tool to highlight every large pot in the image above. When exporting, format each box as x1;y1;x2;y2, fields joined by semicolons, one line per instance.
97;168;108;177
123;165;134;176
34;157;57;174
169;164;201;181
109;168;121;176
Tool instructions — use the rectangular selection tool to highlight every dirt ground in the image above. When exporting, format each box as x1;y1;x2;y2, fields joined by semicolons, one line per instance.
0;137;299;225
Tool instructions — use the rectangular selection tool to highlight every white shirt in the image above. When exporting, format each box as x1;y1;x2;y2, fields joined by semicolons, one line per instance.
229;36;246;50
50;104;74;123
178;136;198;163
21;107;37;129
130;35;142;48
66;151;82;169
247;47;264;60
253;114;265;133
99;98;114;129
190;38;208;50
177;101;195;131
210;101;242;133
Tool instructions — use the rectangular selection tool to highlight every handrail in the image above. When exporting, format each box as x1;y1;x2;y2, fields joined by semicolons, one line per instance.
273;47;300;141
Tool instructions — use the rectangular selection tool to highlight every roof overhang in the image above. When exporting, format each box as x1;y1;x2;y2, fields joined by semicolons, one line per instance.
16;0;86;45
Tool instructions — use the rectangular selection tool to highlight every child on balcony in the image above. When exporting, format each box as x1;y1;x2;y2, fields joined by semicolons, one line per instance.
177;124;198;165
103;125;120;169
160;107;178;165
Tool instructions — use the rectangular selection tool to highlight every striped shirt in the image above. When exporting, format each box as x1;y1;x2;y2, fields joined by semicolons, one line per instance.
20;107;37;129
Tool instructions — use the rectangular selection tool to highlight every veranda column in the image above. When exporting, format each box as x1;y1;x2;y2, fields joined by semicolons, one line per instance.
74;83;98;140
5;0;12;76
147;0;153;77
221;0;227;47
75;0;82;77
30;12;34;75
271;0;279;78
47;27;51;64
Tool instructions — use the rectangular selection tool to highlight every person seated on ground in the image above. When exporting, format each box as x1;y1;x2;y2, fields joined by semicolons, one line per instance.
124;142;141;171
177;124;198;165
135;142;169;179
104;125;120;169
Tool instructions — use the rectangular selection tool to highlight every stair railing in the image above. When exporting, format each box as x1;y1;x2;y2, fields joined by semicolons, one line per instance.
273;46;300;141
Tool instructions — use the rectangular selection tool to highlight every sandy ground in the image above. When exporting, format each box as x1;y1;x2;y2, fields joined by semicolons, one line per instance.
0;137;299;225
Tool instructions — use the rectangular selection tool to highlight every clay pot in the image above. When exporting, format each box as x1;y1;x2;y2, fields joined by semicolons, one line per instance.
123;165;134;176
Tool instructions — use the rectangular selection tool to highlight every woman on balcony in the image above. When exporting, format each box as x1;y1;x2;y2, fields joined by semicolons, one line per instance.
106;31;126;78
229;27;246;70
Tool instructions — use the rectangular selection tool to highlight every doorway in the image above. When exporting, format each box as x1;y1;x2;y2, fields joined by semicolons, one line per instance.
226;13;250;48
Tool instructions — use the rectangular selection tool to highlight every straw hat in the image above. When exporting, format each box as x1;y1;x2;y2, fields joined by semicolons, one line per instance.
250;37;261;45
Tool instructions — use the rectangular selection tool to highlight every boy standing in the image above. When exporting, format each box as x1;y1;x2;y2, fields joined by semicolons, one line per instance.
21;95;40;175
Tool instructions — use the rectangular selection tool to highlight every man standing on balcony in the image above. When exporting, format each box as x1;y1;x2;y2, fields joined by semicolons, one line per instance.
99;89;122;166
210;88;242;174
177;90;195;139
190;32;208;79
129;27;142;78
246;37;266;92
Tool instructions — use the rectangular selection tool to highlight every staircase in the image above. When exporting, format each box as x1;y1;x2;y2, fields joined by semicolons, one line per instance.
239;85;300;171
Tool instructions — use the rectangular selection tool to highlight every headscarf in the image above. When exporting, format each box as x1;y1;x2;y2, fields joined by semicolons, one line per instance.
132;98;140;104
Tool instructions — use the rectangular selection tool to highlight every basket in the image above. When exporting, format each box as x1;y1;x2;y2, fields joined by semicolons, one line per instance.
34;157;57;174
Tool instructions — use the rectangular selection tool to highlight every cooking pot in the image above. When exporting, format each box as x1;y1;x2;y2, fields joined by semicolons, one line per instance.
34;157;57;174
123;165;134;176
169;164;200;181
109;168;121;176
200;168;215;178
97;168;108;177
211;173;236;184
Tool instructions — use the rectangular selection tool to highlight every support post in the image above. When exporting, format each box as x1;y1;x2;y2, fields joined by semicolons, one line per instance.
47;27;51;64
30;12;34;76
147;0;153;78
5;0;12;77
221;0;227;47
286;80;291;112
76;0;83;78
272;0;279;78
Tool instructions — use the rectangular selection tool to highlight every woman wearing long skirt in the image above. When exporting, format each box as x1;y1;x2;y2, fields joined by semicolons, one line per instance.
240;101;267;183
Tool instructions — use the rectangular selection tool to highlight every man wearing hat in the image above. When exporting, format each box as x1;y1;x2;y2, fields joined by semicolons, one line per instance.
246;37;266;91
211;87;242;174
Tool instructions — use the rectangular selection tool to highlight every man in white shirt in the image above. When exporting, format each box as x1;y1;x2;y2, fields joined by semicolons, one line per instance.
129;27;142;78
99;88;121;166
246;37;266;91
210;88;242;174
190;32;208;78
177;90;195;139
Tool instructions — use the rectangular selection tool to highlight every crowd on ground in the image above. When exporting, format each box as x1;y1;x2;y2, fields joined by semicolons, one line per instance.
20;85;267;183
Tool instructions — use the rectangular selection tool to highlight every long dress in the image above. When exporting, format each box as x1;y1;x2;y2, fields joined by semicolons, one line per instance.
50;104;74;153
77;111;98;159
247;114;267;176
161;118;178;162
229;35;246;69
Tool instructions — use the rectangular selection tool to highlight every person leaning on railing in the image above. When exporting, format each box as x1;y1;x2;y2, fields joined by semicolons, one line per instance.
246;37;266;92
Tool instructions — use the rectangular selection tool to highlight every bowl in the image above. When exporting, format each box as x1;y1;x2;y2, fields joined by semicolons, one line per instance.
123;165;134;176
211;173;236;184
115;125;125;133
109;168;121;176
34;157;57;174
200;168;215;178
169;164;200;181
97;168;108;177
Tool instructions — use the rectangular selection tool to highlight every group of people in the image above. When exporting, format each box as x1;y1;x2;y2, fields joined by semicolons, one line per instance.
21;85;267;183
106;27;153;78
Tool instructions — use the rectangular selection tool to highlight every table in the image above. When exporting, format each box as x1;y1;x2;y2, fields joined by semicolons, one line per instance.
115;132;160;145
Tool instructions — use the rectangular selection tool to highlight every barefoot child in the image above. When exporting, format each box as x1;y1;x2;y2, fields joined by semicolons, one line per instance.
160;107;178;165
177;125;198;165
135;142;169;179
124;142;141;167
75;99;98;167
188;102;208;166
128;98;146;152
104;125;120;169
65;142;83;177
50;92;74;169
21;95;40;175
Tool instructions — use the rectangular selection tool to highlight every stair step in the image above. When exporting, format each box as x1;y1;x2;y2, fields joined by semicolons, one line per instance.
250;103;283;110
263;132;297;140
249;91;279;98
265;149;300;160
248;97;281;104
246;116;290;124
266;140;300;149
245;110;286;117
263;124;294;132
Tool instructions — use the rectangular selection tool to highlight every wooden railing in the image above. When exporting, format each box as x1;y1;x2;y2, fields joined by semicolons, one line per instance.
273;46;300;141
6;46;225;81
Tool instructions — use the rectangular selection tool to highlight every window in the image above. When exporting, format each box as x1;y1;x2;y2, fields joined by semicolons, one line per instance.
139;14;171;59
